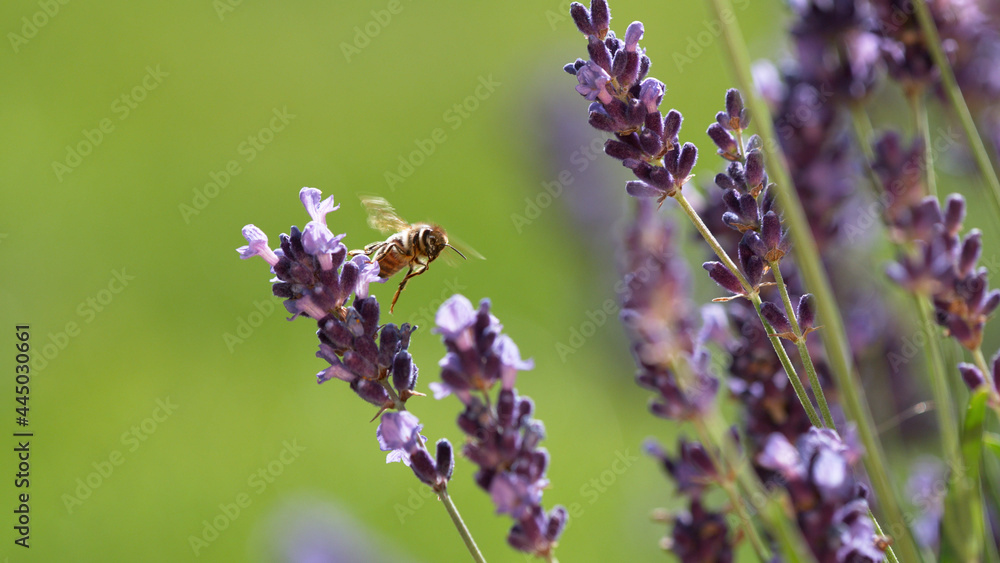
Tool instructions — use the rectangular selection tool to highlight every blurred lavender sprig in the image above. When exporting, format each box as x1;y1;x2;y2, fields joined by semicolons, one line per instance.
433;294;567;559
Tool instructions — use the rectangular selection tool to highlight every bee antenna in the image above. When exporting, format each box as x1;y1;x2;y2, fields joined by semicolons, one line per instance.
445;244;467;260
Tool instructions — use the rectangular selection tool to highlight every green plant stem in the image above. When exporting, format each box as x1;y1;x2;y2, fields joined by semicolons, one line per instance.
916;299;960;454
769;261;836;429
911;0;1000;219
907;89;937;197
439;489;487;563
673;192;822;428
705;1;920;560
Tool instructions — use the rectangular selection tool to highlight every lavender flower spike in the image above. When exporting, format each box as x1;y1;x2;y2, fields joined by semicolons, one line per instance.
434;294;566;558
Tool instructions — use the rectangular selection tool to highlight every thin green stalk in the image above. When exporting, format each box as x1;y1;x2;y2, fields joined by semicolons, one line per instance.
974;347;991;383
439;489;487;563
911;0;1000;219
705;1;921;560
914;298;960;456
673;192;822;428
769;260;836;429
907;90;937;197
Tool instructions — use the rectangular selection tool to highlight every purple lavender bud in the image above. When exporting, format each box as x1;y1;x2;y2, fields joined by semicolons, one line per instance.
590;0;609;34
604;139;642;161
392;350;417;392
739;108;751;129
343;350;377;380
744;232;768;259
797;294;816;332
545;506;568;541
436;439;455;480
944;194;966;235
760;302;792;334
743;255;764;289
352;378;389;407
985;291;1000;317
715;111;729;129
624;21;643;52
409;449;440;487
676;142;698;179
725;88;744;124
587;35;612;72
715;173;736;191
738;193;760;228
639;129;663;157
625;181;665;199
707;123;737;156
959;363;986;390
663;110;682;143
959;230;983;276
639;78;664;113
744;149;765;188
760;211;782;254
703;262;744;295
569;3;594;36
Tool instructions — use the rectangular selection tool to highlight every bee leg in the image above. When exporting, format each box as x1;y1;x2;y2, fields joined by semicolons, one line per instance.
389;263;428;313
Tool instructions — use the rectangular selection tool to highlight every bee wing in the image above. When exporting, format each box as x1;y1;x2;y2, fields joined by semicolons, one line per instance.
440;232;485;267
359;195;411;234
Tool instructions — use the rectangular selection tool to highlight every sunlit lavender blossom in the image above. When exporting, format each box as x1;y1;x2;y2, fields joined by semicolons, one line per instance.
238;188;424;410
433;295;567;558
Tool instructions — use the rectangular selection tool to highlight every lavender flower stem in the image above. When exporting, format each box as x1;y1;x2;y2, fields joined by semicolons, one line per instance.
704;1;921;559
907;91;937;197
915;298;959;453
769;261;835;429
973;348;991;386
674;192;823;427
439;489;487;563
911;0;1000;219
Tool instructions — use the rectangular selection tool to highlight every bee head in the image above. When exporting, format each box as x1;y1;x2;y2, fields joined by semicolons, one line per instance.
418;225;448;259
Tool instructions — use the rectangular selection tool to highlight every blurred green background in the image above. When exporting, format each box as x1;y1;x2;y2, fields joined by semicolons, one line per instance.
2;0;999;561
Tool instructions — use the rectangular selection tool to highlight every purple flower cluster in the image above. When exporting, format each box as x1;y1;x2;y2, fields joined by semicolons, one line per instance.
433;295;567;558
239;188;457;498
885;192;1000;352
644;439;734;563
621;198;716;419
757;427;885;562
238;188;423;411
565;0;698;207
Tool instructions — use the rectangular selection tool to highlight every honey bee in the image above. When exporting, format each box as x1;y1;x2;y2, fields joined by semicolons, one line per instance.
349;196;474;313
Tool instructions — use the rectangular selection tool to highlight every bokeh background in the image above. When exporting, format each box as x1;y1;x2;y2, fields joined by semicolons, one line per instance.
2;0;999;561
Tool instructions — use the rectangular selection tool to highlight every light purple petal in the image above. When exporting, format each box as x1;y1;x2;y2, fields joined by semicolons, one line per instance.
301;222;346;257
351;255;384;299
435;295;477;339
237;225;280;265
428;381;454;400
299;187;340;225
376;411;422;451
